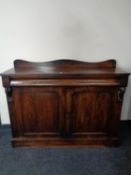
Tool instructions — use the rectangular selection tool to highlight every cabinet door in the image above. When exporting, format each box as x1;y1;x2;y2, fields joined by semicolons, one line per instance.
69;87;117;136
12;87;65;137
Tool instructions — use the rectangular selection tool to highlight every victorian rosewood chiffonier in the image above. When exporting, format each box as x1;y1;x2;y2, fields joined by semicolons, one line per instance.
1;59;130;147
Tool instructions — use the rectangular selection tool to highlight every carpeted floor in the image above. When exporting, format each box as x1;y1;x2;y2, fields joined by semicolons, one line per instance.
0;124;131;175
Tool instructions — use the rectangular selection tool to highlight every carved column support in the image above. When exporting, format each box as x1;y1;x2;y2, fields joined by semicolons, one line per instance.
117;87;125;102
5;87;13;102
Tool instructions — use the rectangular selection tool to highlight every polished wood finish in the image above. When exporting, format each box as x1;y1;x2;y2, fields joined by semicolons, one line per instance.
1;59;130;147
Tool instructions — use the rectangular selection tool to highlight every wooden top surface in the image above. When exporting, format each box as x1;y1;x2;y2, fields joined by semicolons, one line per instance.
1;59;130;78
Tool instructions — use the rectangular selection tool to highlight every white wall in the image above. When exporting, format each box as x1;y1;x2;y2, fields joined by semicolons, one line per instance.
0;0;131;124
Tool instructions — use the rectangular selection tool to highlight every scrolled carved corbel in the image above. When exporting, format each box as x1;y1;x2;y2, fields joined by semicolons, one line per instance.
5;87;13;102
117;87;125;102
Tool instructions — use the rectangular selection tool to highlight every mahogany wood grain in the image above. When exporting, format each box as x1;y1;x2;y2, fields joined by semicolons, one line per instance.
1;59;130;147
14;59;116;70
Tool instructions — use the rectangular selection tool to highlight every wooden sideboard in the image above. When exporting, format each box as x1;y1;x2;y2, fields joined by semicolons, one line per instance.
1;59;130;147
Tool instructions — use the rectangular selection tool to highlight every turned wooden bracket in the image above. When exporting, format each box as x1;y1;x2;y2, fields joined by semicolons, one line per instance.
117;87;125;102
5;87;13;102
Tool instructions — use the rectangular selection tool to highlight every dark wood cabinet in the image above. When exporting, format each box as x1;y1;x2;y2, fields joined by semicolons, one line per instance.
1;59;130;147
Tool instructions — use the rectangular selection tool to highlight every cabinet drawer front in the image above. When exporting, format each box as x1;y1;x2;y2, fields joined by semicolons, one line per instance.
10;78;124;87
12;87;64;136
